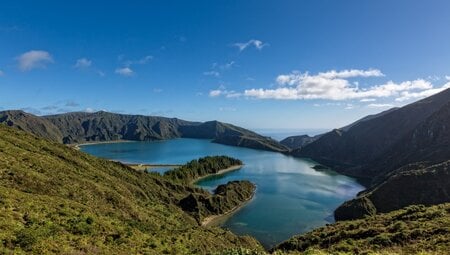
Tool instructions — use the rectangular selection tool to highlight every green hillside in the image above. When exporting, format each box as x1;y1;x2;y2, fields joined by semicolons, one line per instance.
274;203;450;255
0;124;262;254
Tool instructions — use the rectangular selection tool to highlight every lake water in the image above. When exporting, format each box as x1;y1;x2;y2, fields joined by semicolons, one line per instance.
80;139;364;248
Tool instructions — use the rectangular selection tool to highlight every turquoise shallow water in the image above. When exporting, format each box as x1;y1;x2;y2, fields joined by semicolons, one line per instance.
80;138;364;248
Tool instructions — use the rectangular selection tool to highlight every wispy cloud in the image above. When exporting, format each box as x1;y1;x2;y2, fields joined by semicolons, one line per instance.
115;67;134;76
360;98;376;102
203;61;235;77
233;39;268;51
123;55;153;67
74;58;92;68
17;50;54;71
116;55;152;76
209;89;241;98
367;103;395;108
203;70;220;77
0;70;4;76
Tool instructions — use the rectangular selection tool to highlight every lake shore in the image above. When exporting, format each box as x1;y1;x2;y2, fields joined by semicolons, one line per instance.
201;191;255;227
70;140;134;150
192;165;243;184
127;163;182;171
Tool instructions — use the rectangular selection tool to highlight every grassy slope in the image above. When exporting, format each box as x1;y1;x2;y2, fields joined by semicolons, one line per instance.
273;203;450;255
0;125;262;254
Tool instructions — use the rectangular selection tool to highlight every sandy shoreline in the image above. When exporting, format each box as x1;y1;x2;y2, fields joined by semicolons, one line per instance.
192;165;243;184
127;163;182;171
201;191;255;227
70;140;134;150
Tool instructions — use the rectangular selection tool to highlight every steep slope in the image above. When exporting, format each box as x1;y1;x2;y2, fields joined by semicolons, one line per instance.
274;203;450;254
0;110;63;141
293;88;450;178
0;110;288;152
335;161;450;220
365;101;450;180
340;107;399;132
0;125;262;254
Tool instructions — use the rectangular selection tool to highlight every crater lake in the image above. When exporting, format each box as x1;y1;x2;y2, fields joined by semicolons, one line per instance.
80;138;364;248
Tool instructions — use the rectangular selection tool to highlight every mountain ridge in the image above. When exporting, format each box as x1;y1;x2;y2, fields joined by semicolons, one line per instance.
0;110;289;153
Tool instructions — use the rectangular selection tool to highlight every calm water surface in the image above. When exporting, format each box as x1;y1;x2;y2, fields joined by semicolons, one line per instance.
80;139;364;248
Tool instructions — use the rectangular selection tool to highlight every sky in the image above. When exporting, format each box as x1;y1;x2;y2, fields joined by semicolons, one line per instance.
1;0;450;130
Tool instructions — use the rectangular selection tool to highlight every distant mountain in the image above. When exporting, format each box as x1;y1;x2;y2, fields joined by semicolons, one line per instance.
0;110;289;153
280;134;321;150
293;88;450;180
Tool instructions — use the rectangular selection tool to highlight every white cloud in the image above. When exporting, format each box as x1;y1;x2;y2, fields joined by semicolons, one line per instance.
115;67;134;76
221;61;235;70
17;50;53;71
0;70;4;76
233;39;267;51
74;58;92;68
367;103;395;108
203;71;220;77
241;69;448;101
85;107;95;113
115;55;152;76
395;82;450;102
209;90;223;97
203;61;235;77
97;71;106;77
360;98;376;102
123;55;153;67
209;89;241;98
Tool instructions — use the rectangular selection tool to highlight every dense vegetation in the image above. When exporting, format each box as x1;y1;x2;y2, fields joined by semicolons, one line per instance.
164;156;243;183
274;203;450;254
0;110;289;152
335;161;450;220
179;180;255;223
216;204;450;255
0;124;262;254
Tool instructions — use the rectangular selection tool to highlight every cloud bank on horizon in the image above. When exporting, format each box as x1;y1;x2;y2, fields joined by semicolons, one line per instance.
210;68;450;106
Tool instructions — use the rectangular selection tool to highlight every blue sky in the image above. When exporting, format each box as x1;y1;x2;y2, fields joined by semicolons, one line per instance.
1;0;450;129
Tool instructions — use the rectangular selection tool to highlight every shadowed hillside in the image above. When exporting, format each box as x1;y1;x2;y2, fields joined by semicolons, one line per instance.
290;89;450;219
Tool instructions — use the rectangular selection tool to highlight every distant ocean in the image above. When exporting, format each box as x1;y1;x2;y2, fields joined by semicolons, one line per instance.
253;128;329;141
